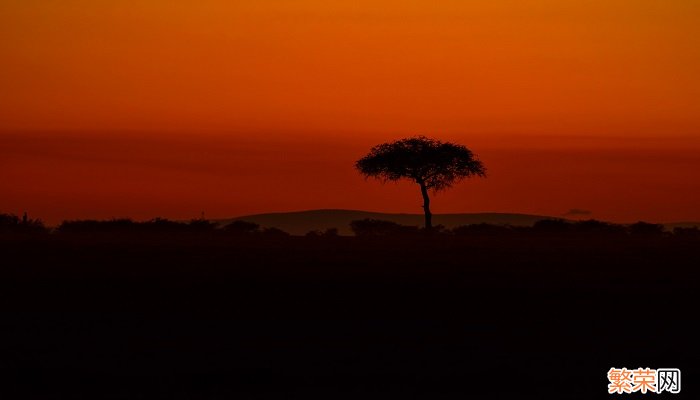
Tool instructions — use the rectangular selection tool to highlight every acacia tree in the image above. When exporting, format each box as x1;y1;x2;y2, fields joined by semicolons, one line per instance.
355;136;486;230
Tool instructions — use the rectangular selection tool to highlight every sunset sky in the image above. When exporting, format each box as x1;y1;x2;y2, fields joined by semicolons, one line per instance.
2;1;699;223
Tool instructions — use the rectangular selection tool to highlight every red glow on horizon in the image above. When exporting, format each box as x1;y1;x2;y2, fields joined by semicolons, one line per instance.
2;131;698;224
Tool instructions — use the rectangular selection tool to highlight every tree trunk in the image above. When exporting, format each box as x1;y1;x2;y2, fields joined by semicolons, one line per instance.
419;182;432;230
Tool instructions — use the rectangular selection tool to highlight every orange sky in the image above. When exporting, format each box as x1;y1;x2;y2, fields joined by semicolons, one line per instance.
1;1;700;223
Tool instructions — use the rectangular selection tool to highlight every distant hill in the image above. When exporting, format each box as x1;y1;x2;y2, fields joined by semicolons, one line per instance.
217;209;557;235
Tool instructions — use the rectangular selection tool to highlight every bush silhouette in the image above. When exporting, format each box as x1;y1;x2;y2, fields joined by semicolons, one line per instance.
223;220;261;235
323;228;339;237
57;219;136;234
187;219;219;232
628;221;665;236
350;219;419;237
261;227;290;237
0;213;48;235
673;226;700;237
145;217;185;231
532;219;573;233
573;219;626;234
56;218;219;235
451;223;513;236
306;228;339;238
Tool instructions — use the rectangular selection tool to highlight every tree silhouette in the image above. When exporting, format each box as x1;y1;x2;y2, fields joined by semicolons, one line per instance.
356;136;486;230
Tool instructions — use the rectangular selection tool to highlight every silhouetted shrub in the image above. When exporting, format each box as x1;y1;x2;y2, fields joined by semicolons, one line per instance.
532;219;573;233
673;226;700;237
573;219;626;235
57;219;136;234
323;228;339;237
350;219;419;237
56;218;218;235
451;223;513;236
261;227;290;237
0;213;48;235
429;224;450;235
306;228;339;237
144;217;184;231
223;220;261;235
187;219;218;232
628;221;665;236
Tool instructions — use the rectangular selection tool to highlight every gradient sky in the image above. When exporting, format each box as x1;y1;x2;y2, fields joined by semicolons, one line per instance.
1;1;699;223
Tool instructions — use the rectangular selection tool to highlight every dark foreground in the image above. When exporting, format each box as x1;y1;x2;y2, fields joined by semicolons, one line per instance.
1;233;698;398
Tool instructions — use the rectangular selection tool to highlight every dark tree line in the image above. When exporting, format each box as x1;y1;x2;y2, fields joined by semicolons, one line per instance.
2;212;698;238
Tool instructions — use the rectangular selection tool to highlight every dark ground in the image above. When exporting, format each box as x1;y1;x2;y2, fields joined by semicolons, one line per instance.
1;232;698;398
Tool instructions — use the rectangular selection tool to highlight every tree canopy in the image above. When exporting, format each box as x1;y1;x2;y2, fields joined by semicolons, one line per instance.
355;136;486;191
